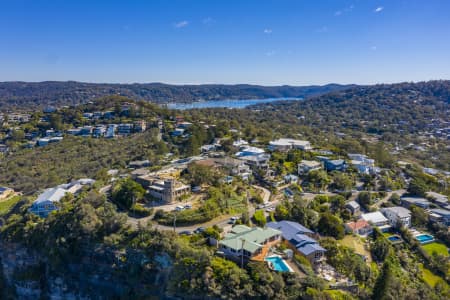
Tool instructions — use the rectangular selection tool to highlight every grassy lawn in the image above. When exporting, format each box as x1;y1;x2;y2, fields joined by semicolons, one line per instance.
419;264;445;288
422;242;449;257
0;195;21;215
339;235;371;262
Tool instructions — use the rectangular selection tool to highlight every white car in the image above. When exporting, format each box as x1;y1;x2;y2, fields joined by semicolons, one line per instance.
175;206;184;211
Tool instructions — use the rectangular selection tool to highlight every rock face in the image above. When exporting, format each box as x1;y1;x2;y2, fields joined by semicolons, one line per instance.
0;242;172;299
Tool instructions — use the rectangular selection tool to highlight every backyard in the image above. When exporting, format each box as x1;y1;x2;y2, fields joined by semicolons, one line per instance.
338;235;371;263
422;242;449;257
0;195;21;215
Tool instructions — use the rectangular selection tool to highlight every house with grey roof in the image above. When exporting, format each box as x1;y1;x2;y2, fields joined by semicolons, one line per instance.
428;208;450;226
267;221;326;265
426;192;449;207
218;225;281;263
29;188;68;217
345;201;361;215
401;197;431;209
381;206;411;228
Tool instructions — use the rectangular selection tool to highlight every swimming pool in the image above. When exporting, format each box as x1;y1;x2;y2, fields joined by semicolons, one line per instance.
388;235;401;242
265;256;292;272
416;234;434;244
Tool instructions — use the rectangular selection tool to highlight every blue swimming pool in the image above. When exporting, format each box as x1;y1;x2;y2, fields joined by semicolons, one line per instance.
265;256;291;272
416;234;434;244
388;235;401;242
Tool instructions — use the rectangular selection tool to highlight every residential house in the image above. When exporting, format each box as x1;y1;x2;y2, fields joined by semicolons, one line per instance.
268;138;312;152
381;206;411;228
236;146;266;157
317;156;347;172
348;153;377;174
233;139;249;147
214;157;252;179
219;225;281;263
177;121;192;129
93;126;106;137
298;160;322;175
361;211;390;232
134;120;147;132
239;153;271;170
105;124;117;138
146;178;190;203
79;126;94;136
284;174;299;184
0;187;14;200
267;221;326;265
426;192;449;207
29;188;68;217
428;208;450;226
30;179;95;217
128;160;151;169
401;197;431;209
171;128;185;137
37;138;50;147
0;144;9;154
345;219;373;236
345;201;361;215
117;124;133;136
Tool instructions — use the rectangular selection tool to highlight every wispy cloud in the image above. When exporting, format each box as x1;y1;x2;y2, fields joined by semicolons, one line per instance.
202;17;214;25
263;28;273;34
370;46;377;51
174;20;189;28
334;4;354;16
374;7;384;13
316;26;328;33
265;50;276;57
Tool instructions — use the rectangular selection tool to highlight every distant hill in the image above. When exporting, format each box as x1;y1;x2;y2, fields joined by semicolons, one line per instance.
0;81;352;110
253;80;450;134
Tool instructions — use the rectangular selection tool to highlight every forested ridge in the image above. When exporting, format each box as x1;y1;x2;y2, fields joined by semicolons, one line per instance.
0;81;352;109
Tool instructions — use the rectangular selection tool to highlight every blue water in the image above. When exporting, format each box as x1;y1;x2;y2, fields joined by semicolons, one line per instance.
166;97;302;110
416;234;434;244
265;256;290;272
388;236;401;242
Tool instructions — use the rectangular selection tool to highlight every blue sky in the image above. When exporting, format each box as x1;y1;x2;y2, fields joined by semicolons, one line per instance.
1;0;450;85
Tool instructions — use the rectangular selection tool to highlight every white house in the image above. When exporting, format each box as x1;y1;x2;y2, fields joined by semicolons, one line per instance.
381;207;411;228
348;153;376;175
298;160;322;175
268;138;312;152
361;211;390;232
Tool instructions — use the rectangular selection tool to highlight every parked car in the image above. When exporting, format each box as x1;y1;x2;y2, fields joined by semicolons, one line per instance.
194;227;205;234
184;204;192;209
175;206;184;211
179;230;192;235
265;206;275;212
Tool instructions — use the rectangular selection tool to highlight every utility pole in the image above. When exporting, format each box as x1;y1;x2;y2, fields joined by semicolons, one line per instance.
173;212;177;232
240;238;245;268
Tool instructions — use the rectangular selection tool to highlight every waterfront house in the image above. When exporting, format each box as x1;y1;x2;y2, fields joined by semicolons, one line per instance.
218;225;281;263
267;221;326;265
29;188;67;217
426;192;449;207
